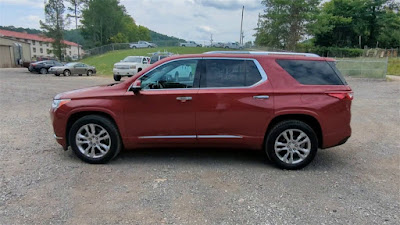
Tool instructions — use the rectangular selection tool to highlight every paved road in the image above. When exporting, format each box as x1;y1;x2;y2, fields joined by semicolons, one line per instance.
1;68;399;224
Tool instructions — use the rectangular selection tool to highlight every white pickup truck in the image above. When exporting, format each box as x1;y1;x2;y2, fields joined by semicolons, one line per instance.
113;56;151;81
180;41;202;47
129;41;157;49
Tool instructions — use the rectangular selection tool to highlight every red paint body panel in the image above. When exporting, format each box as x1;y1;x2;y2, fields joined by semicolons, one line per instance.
50;54;352;151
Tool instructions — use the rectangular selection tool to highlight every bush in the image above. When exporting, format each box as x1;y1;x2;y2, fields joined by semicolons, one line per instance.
296;45;363;57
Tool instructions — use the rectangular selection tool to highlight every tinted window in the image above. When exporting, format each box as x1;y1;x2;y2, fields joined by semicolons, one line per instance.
276;60;344;85
201;59;262;88
140;59;199;89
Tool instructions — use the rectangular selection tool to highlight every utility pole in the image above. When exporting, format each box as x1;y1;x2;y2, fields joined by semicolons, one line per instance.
240;5;244;45
210;34;213;46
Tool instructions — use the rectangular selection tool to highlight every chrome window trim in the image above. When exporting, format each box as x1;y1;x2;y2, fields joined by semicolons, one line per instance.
129;57;268;92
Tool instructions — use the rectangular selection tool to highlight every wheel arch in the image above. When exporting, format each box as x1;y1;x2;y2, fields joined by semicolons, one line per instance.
265;114;323;148
66;110;121;148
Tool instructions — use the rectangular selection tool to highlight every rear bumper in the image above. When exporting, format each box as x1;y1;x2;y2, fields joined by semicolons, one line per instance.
322;126;351;149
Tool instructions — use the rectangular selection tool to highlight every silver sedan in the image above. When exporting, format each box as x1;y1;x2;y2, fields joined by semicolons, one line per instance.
48;62;97;76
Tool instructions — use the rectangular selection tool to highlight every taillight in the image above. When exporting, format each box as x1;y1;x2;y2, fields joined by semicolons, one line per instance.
327;92;353;100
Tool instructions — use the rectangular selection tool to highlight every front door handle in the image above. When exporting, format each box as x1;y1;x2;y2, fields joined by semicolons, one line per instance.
176;96;192;102
253;95;270;99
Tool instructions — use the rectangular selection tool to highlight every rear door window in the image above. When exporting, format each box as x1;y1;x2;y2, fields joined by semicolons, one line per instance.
201;59;263;88
276;60;344;85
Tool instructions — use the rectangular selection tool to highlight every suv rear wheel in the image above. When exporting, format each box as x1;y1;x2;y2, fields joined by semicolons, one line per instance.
266;120;318;170
69;115;122;164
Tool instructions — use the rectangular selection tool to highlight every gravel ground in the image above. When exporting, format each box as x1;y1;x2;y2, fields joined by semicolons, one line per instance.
0;68;399;225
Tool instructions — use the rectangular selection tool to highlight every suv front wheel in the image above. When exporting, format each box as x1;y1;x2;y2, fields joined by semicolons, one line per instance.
113;75;121;81
69;115;122;164
266;120;318;170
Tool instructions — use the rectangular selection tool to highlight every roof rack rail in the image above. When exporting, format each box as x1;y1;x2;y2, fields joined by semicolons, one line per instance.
204;51;320;57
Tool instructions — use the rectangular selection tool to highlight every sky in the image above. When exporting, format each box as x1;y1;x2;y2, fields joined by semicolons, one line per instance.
0;0;264;44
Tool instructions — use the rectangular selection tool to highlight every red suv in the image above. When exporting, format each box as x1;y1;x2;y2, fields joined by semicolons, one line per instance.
50;51;352;169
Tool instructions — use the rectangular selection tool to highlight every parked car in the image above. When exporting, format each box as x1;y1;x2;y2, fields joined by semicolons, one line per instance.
223;42;243;49
129;41;157;49
113;56;151;81
28;60;63;74
212;42;224;48
149;51;175;64
180;41;202;47
48;62;96;76
50;51;352;169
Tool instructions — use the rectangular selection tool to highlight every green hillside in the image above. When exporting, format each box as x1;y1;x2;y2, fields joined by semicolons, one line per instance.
81;47;224;76
149;30;185;46
0;26;186;48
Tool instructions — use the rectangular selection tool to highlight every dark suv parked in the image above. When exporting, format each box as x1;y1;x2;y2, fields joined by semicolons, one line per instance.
50;51;353;169
29;60;63;74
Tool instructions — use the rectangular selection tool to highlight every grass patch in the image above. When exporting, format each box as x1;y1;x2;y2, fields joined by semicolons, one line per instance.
81;47;224;76
388;58;400;75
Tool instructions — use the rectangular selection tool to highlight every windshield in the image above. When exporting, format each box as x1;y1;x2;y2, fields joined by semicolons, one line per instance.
122;56;141;63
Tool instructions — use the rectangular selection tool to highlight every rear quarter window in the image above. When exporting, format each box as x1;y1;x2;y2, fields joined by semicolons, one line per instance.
276;60;345;85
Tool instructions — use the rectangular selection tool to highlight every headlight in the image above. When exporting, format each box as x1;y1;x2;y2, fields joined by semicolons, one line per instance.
130;65;136;69
52;99;70;110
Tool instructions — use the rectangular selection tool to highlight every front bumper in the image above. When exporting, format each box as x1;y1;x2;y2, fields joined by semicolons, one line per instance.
113;68;137;76
48;69;63;75
50;107;68;150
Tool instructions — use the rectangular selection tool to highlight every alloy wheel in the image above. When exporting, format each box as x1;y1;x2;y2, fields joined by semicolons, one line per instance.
274;129;311;164
75;123;111;159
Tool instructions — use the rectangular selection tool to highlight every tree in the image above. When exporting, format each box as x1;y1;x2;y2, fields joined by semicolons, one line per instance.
66;0;87;58
255;0;320;50
40;0;66;60
80;0;150;48
312;0;400;48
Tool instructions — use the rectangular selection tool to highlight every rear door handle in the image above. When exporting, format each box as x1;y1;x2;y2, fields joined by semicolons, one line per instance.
253;95;270;99
176;96;192;102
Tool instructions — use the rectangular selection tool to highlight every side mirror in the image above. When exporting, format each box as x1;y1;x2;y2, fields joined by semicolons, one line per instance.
129;79;142;94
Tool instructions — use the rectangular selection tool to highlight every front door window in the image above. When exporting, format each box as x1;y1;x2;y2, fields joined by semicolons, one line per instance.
139;59;199;89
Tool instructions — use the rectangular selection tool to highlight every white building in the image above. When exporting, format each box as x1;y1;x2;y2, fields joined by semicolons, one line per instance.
0;29;83;61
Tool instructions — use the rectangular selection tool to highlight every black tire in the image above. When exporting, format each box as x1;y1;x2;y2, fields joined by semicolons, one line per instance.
69;115;122;164
182;45;186;47
137;68;142;73
128;75;133;77
64;69;71;76
39;68;47;74
78;74;82;76
87;70;93;76
113;75;121;81
54;73;60;76
265;120;318;170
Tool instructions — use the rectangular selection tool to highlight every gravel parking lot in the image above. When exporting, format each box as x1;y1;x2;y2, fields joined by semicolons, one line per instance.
0;68;399;224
